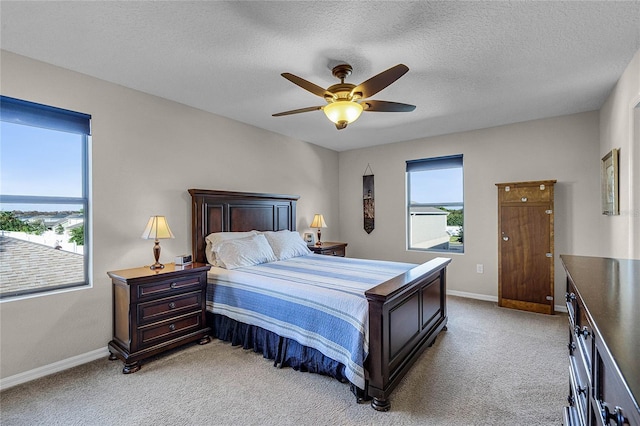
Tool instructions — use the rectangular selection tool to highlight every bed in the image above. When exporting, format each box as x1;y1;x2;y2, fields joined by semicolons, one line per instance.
189;189;451;411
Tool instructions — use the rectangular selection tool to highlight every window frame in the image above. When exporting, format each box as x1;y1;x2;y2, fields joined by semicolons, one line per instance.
406;154;464;254
0;96;91;300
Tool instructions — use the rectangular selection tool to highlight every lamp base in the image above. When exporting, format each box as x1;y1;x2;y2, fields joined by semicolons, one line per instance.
150;240;164;270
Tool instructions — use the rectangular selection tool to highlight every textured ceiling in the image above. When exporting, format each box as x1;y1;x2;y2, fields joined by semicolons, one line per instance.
1;1;639;152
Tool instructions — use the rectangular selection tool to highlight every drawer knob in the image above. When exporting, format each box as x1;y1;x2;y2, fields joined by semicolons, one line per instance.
168;302;176;309
581;326;590;338
521;197;528;202
601;403;627;426
170;282;177;289
169;324;176;331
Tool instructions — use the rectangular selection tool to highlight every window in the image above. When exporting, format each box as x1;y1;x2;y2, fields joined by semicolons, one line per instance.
0;96;91;299
406;154;464;253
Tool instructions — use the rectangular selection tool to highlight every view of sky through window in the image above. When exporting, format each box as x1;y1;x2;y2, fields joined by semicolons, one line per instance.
409;167;463;207
1;121;83;210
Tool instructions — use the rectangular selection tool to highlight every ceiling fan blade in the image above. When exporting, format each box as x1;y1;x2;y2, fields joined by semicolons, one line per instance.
272;106;323;117
281;73;330;98
351;64;409;99
362;100;416;112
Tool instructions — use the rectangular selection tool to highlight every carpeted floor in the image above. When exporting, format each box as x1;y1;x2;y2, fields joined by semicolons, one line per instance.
0;296;568;425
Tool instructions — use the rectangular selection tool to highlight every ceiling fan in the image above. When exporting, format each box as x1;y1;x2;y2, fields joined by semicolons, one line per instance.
273;63;416;130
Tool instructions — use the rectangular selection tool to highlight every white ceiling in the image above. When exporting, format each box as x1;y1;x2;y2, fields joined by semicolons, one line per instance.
1;1;639;152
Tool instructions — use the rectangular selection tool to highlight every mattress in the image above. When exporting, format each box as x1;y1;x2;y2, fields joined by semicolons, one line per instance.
206;254;416;388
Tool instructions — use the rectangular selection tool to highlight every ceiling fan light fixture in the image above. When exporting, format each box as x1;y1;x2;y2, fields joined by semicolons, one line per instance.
323;101;363;128
274;63;414;128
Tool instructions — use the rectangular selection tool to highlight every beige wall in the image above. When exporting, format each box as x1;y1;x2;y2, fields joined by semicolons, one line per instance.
338;111;603;303
0;51;339;380
2;46;638;384
599;49;640;259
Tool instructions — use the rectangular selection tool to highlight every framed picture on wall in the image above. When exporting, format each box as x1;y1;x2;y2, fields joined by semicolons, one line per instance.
601;148;619;215
303;232;315;245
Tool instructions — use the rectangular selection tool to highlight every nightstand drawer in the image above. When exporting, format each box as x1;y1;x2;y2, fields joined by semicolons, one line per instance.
309;242;347;257
137;291;202;325
322;247;345;256
138;313;202;348
137;275;202;300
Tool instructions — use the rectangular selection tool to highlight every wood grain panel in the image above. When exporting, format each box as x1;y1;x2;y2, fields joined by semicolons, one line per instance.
388;293;420;360
497;180;555;314
500;205;551;304
229;205;274;231
422;277;441;331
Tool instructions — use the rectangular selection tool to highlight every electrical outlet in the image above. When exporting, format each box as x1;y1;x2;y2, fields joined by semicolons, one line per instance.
476;264;484;273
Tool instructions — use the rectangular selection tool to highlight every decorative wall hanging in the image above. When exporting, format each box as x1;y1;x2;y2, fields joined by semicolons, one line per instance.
363;164;375;234
601;148;619;215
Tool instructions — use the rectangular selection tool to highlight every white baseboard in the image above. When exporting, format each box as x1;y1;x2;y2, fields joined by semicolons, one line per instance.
554;304;568;313
447;289;498;302
447;290;568;314
0;347;109;391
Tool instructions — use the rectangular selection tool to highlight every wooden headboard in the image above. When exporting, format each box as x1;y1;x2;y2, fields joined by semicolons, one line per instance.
188;189;299;264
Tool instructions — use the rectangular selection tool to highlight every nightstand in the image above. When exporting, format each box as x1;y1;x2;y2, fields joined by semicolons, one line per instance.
107;262;211;373
309;242;347;257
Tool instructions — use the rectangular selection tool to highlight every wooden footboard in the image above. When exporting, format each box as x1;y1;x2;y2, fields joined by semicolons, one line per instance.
364;257;451;411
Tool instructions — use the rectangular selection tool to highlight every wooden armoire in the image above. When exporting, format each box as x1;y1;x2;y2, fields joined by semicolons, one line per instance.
496;180;556;314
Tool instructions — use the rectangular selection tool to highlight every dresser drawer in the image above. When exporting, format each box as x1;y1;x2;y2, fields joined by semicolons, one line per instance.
500;184;552;203
563;406;581;426
569;355;589;425
594;340;640;426
138;313;203;348
565;291;577;329
574;298;593;371
137;275;203;301
137;290;202;325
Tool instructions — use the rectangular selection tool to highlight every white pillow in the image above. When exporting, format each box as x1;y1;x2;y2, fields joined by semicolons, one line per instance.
262;230;312;261
205;231;258;266
215;234;277;269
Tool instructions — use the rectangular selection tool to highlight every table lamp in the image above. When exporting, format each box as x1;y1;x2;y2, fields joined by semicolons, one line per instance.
310;214;327;246
141;215;175;269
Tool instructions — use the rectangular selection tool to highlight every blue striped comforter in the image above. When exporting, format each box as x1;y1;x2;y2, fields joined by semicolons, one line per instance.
206;254;417;388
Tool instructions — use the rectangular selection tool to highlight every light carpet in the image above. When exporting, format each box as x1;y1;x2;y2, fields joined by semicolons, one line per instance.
0;296;568;425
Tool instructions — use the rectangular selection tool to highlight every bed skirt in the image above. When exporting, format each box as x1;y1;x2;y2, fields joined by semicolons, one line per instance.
208;313;368;400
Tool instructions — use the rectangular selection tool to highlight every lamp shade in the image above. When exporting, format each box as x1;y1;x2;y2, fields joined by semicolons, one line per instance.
310;214;327;229
323;101;363;125
141;216;175;240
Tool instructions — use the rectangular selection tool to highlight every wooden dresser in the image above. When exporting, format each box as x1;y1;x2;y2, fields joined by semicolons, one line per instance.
561;255;639;425
107;262;211;373
309;241;347;257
